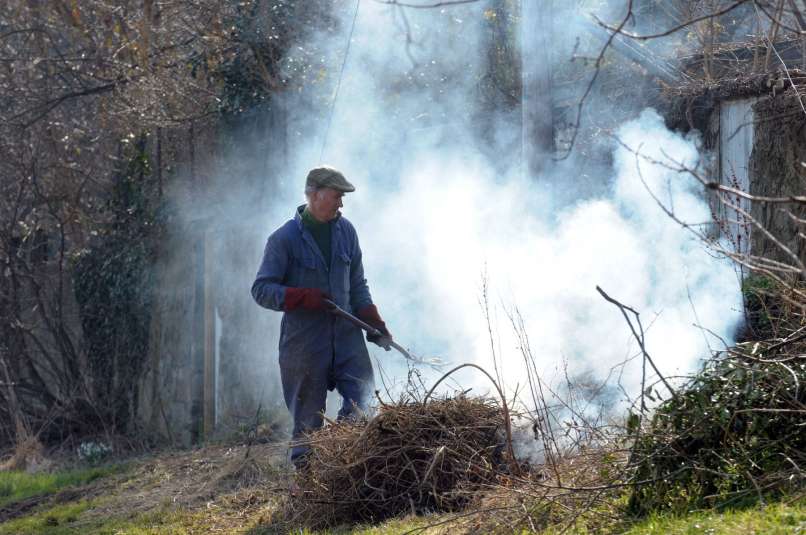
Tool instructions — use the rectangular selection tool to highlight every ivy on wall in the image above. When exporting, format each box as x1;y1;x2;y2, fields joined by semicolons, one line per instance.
72;135;162;433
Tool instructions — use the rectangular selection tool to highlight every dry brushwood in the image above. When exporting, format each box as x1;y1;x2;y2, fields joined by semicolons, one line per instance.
0;436;49;473
289;395;510;528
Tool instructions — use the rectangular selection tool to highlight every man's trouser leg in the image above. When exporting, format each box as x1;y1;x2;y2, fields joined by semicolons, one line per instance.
334;351;375;421
279;355;329;466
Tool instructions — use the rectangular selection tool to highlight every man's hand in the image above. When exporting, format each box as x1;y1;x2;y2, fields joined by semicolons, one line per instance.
284;287;334;311
357;304;393;350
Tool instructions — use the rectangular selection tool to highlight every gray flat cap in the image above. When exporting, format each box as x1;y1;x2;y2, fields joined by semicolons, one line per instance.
306;166;355;192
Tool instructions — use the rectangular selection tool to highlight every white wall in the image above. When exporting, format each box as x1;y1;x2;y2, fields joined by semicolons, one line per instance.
719;99;755;254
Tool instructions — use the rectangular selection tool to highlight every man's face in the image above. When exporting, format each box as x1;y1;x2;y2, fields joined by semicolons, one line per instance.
309;187;344;222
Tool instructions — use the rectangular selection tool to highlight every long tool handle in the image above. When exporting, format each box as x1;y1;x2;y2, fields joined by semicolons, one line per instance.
324;299;383;337
323;299;419;364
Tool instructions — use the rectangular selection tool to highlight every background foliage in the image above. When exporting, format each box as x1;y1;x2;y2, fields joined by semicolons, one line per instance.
629;281;806;514
0;0;335;446
72;137;160;434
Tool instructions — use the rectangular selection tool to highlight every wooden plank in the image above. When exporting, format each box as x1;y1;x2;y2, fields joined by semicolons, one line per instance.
719;99;755;254
203;229;216;438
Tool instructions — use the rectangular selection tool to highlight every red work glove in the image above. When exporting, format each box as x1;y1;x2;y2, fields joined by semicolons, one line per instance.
357;304;392;350
284;288;333;311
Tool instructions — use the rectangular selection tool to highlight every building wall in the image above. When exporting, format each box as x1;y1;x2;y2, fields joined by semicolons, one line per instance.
137;102;289;445
209;223;284;434
700;93;806;272
138;224;202;446
749;93;806;268
719;99;755;254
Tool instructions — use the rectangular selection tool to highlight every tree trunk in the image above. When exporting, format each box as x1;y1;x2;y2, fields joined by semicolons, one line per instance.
521;0;555;178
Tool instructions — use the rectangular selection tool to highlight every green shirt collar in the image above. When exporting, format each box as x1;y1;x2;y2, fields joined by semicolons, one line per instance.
301;205;329;228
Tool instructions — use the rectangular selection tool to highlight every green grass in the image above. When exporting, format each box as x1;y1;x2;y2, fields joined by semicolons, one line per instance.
620;497;806;535
312;516;432;534
0;500;95;535
2;496;803;535
0;464;120;508
330;495;806;535
1;460;802;535
0;500;214;535
87;508;213;535
347;518;433;534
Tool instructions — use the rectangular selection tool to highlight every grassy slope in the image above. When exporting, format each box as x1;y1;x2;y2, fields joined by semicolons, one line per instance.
353;499;806;535
620;498;806;535
0;448;802;535
0;465;119;508
0;501;95;535
348;497;806;535
0;443;288;534
0;501;216;535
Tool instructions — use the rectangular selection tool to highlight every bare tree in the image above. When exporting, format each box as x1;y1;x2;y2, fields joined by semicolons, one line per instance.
0;0;334;450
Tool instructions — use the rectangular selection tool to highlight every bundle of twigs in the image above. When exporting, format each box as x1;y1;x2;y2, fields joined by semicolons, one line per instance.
290;395;509;528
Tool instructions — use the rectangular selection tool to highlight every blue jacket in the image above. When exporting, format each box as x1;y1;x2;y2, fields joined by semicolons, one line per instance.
251;205;373;365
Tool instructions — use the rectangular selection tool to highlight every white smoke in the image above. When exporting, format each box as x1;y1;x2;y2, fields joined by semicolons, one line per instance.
347;109;741;398
252;2;742;413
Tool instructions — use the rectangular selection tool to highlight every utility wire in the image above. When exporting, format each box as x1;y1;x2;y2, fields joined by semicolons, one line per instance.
319;0;361;163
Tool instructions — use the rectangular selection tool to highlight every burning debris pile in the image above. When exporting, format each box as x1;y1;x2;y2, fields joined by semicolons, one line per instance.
289;396;511;528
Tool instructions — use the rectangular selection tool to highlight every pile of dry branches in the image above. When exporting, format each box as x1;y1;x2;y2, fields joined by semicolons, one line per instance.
289;396;510;528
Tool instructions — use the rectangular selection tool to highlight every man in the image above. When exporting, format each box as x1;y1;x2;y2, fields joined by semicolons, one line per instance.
251;166;392;465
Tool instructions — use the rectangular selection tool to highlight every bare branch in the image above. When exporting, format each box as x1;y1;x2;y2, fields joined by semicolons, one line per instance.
374;0;479;8
594;0;750;41
555;0;634;160
595;285;677;399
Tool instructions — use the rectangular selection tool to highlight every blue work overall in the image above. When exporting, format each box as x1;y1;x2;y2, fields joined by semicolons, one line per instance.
251;205;375;462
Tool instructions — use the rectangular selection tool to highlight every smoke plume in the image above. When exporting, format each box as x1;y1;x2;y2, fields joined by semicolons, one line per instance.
247;1;741;415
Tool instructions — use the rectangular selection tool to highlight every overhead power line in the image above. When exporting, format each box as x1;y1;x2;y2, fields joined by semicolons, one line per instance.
320;0;361;163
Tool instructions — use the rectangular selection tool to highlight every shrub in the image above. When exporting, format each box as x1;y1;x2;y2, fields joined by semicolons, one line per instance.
628;346;806;514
